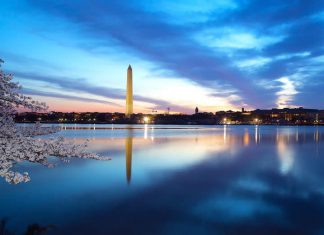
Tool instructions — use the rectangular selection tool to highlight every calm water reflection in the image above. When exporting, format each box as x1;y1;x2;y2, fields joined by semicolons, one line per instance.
0;125;324;235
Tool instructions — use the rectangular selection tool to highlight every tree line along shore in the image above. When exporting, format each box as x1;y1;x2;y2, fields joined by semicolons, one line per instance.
15;108;324;125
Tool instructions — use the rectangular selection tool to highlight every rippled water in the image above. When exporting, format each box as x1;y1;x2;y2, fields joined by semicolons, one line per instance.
1;125;324;235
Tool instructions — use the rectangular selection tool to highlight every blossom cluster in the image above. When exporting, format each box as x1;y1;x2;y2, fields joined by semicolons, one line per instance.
0;61;109;184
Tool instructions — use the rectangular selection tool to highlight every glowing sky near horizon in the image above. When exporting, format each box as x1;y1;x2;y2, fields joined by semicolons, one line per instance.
0;0;323;113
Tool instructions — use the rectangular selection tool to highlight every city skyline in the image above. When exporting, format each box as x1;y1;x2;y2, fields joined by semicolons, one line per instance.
1;1;324;114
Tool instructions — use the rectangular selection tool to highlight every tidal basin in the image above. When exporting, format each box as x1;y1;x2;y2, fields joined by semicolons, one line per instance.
1;125;324;235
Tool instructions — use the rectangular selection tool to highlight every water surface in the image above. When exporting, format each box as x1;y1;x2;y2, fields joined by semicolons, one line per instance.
1;125;324;235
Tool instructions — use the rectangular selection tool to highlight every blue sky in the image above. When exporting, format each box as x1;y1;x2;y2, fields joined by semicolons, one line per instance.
0;0;323;113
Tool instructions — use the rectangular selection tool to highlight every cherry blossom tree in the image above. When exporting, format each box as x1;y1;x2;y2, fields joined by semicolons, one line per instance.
0;60;109;184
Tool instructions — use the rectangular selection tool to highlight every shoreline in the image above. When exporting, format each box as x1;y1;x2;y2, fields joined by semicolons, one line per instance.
15;122;324;128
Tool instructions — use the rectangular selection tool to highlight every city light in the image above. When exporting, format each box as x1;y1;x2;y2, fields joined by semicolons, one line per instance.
223;117;231;125
143;116;150;123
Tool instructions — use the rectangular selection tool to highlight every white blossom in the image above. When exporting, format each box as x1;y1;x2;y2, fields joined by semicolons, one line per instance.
0;60;110;184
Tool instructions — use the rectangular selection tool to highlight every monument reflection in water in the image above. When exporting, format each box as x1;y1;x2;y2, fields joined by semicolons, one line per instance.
125;130;133;184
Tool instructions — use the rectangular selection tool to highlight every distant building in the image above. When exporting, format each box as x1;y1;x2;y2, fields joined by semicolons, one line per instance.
195;107;199;114
126;65;133;117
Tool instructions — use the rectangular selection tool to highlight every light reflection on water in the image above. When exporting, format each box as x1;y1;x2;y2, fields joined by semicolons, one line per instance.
1;125;324;235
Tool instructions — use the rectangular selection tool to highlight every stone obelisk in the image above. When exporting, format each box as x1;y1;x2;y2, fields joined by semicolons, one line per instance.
126;65;133;117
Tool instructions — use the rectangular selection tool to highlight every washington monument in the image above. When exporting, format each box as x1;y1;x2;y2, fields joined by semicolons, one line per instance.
126;65;133;117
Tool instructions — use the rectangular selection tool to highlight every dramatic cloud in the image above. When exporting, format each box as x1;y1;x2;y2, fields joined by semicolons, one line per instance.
26;0;270;106
275;77;298;108
0;0;323;111
22;88;122;107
